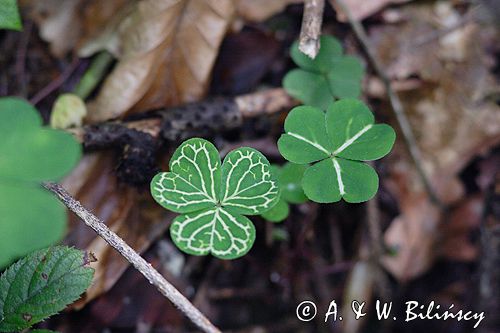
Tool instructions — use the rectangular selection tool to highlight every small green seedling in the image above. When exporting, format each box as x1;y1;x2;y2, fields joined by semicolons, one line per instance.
278;99;395;203
261;162;308;222
0;246;94;332
283;35;364;110
0;0;22;31
151;138;279;259
0;98;81;268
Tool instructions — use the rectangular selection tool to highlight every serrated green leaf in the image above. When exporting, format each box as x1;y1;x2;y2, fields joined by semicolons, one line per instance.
0;0;22;31
283;35;364;108
278;99;395;203
261;198;289;223
0;98;81;267
151;138;279;259
0;246;94;332
221;147;279;215
170;207;256;259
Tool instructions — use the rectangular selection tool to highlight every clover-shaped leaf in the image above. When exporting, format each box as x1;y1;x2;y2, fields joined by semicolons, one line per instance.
151;138;279;259
278;99;396;203
0;98;81;268
261;163;308;223
283;35;364;110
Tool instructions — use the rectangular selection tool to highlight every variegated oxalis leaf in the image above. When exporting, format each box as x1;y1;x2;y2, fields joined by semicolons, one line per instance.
151;138;279;259
278;99;396;203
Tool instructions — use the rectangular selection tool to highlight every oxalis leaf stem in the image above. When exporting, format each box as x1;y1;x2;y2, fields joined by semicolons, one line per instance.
42;182;221;333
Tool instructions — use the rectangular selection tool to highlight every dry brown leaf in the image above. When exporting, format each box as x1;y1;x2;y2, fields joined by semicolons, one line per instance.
373;2;500;281
235;0;302;22
330;0;411;22
84;0;235;122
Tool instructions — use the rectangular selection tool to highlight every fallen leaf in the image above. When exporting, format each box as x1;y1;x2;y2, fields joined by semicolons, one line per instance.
84;0;235;122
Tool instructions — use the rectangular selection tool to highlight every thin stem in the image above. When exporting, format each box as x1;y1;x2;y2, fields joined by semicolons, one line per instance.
73;51;114;100
43;182;221;333
331;0;443;207
299;0;325;58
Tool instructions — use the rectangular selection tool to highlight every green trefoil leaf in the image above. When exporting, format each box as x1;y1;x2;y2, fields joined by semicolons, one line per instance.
278;99;396;203
283;35;364;110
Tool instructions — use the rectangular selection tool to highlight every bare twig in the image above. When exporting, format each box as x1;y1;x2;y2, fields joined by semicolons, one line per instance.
331;0;443;207
299;0;325;58
43;182;221;333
